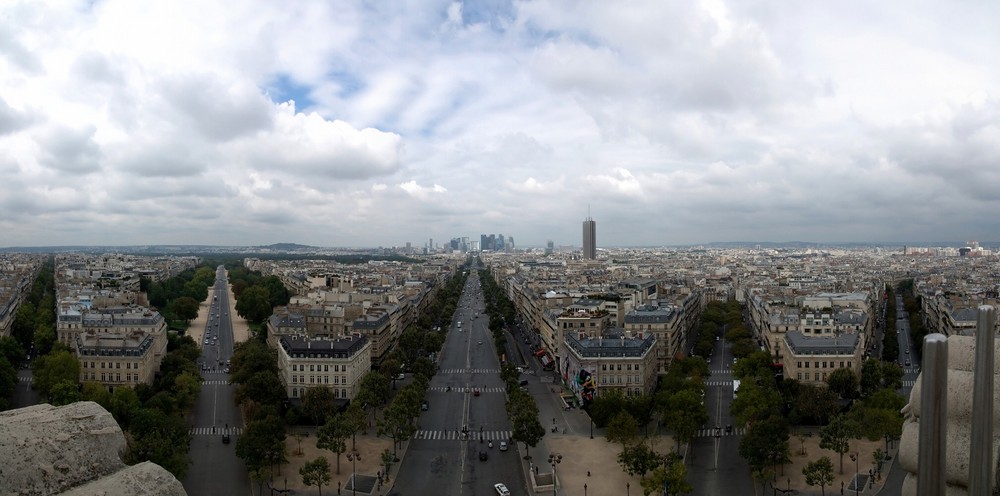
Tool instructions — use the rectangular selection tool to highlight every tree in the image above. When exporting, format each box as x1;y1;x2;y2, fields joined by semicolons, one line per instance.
803;456;835;495
376;402;416;457
235;286;272;325
617;442;662;478
236;413;287;473
344;401;368;450
317;414;350;474
355;372;390;427
660;389;708;453
302;387;338;425
605;410;639;447
0;356;17;410
31;350;80;400
643;453;692;496
739;414;790;476
300;456;332;496
819;414;857;474
730;380;782;428
49;379;82;406
169;296;200;323
793;384;839;425
0;336;25;367
826;368;859;399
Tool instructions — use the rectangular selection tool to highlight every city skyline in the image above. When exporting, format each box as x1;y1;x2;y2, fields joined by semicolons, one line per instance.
2;1;1000;248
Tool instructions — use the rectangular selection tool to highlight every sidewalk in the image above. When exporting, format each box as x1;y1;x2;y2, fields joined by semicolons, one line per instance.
773;428;895;496
271;427;406;496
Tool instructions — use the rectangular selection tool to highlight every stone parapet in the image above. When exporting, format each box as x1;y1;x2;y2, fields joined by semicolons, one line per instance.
0;402;186;496
898;335;1000;495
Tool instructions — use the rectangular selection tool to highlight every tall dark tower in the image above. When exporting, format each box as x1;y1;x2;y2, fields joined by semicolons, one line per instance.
582;214;596;259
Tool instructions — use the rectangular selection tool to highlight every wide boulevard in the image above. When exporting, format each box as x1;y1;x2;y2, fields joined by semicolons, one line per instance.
391;269;524;496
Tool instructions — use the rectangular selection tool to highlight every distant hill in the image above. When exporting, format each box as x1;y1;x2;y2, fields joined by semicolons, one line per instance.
252;243;316;252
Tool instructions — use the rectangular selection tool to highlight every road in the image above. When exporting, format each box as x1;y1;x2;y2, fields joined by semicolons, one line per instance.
391;269;524;496
182;266;249;496
686;332;752;496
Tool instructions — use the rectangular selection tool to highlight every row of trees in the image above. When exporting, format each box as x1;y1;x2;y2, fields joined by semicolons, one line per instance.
10;258;55;358
477;267;516;358
898;280;929;355
882;285;899;361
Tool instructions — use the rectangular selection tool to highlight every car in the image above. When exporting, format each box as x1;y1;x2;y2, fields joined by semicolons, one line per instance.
905;349;910;354
222;433;230;444
494;483;510;495
479;451;488;461
499;441;508;451
396;373;405;380
473;388;481;397
519;380;529;387
905;359;911;366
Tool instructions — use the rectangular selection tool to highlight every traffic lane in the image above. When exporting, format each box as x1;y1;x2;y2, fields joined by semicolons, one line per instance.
183;427;249;496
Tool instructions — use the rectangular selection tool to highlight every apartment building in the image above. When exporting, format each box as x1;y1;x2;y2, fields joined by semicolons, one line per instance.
277;333;371;401
781;331;861;384
563;329;658;403
623;304;683;374
349;305;397;367
77;331;159;390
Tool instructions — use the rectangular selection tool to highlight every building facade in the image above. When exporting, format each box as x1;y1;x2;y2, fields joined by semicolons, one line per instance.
276;333;371;400
582;217;596;259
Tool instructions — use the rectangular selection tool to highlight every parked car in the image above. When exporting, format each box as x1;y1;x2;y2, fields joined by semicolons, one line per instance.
494;483;510;495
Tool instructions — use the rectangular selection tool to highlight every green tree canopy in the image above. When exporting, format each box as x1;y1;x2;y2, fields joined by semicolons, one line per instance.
300;456;332;496
606;410;639;447
31;350;80;400
826;368;859;399
803;456;835;495
819;414;858;474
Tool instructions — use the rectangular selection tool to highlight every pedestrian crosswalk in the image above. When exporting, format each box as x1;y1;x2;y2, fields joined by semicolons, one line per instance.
710;369;733;375
903;379;916;387
428;386;504;393
695;427;745;438
705;380;733;387
19;376;31;383
414;429;512;441
190;427;243;436
201;380;230;385
439;368;499;374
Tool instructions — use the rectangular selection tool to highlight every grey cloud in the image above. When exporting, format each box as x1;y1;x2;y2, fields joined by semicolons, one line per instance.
0;96;31;135
158;73;274;142
72;52;125;85
0;22;42;74
36;125;102;174
116;144;207;178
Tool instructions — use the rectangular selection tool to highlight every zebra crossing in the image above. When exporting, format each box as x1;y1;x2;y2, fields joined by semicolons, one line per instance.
695;426;745;438
438;368;499;374
190;427;243;436
19;376;31;383
428;386;504;393
903;379;916;387
414;429;511;441
705;380;733;387
710;369;733;375
202;380;230;385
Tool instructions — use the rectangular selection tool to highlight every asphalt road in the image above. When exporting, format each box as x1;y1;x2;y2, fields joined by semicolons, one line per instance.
182;266;249;496
687;332;752;496
392;270;524;496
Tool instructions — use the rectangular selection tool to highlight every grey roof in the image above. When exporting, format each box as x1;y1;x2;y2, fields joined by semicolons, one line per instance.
785;331;859;355
624;305;675;323
565;330;656;358
279;334;369;358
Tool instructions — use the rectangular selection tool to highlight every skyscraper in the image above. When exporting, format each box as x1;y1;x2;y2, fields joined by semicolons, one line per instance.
582;215;596;259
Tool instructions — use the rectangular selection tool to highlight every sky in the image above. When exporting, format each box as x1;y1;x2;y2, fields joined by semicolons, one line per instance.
2;0;999;249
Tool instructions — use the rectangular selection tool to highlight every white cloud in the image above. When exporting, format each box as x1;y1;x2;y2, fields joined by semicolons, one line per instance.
1;0;999;247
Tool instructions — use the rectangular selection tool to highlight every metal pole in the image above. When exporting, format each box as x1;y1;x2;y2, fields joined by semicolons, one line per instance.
917;333;948;496
970;306;995;495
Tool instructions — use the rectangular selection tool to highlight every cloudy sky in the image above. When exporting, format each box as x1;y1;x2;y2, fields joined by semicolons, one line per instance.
1;0;998;249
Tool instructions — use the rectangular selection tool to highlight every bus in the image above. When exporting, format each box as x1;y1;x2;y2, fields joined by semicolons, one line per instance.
733;379;741;399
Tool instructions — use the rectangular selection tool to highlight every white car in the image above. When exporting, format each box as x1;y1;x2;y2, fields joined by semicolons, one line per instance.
494;483;510;496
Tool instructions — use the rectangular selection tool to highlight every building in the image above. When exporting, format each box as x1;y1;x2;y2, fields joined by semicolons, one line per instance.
276;333;371;401
781;331;861;384
563;329;658;403
582;216;596;259
57;301;169;391
77;331;161;390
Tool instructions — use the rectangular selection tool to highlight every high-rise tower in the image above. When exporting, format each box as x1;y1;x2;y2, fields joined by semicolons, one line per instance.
582;215;596;259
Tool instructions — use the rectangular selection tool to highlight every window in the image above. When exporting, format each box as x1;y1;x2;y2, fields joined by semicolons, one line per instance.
310;365;315;372
814;373;819;381
804;362;809;368
796;373;802;380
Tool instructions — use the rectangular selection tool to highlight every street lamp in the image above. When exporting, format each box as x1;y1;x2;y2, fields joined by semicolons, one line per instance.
548;453;562;496
346;449;361;496
584;483;587;496
590;416;593;439
849;452;859;496
626;482;630;496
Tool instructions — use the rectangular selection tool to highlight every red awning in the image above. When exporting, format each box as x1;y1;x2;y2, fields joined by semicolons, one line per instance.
534;348;547;357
